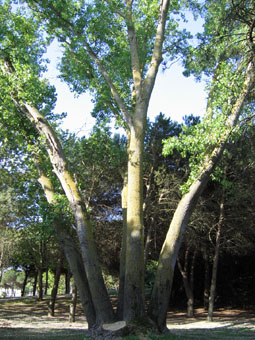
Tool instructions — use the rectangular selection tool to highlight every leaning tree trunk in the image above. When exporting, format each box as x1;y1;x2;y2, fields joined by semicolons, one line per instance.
36;162;97;327
1;56;114;324
148;60;255;331
208;191;225;321
5;96;115;324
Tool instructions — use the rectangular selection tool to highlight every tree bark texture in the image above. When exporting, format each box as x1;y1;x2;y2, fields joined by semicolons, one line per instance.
124;126;145;321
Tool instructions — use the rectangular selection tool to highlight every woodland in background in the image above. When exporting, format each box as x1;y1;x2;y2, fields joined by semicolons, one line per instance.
1;0;255;335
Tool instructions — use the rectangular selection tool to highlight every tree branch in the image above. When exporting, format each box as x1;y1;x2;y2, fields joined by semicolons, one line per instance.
143;0;170;100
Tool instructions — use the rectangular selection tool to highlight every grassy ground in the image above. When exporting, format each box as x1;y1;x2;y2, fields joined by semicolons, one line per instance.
0;296;255;339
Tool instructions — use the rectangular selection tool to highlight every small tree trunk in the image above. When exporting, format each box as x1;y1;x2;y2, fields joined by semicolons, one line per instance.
203;251;210;310
33;272;37;297
208;193;225;321
48;251;64;317
65;270;71;294
117;170;128;320
44;269;49;295
69;282;77;322
21;270;29;297
177;247;196;317
38;265;43;301
144;217;154;267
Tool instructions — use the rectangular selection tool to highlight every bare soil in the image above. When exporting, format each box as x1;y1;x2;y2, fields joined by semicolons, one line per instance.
0;296;255;339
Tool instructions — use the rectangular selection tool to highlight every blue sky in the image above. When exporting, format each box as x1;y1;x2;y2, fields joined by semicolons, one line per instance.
45;15;207;136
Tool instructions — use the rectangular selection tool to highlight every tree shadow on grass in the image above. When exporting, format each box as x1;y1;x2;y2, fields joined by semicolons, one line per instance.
0;327;87;340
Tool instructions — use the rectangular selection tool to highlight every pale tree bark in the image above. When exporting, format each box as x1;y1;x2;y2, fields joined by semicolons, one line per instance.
0;56;115;324
124;123;146;321
35;160;97;327
149;59;255;331
122;0;171;321
208;190;225;321
8;101;114;324
69;282;77;323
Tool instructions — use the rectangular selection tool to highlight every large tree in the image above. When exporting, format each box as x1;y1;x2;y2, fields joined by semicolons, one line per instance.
1;0;255;334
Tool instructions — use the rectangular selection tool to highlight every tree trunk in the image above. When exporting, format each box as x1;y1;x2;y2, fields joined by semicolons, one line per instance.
148;60;255;331
208;193;225;321
21;270;29;297
177;247;196;317
38;265;43;301
35;163;96;327
33;272;37;297
203;251;210;310
10;98;115;325
48;251;64;317
55;222;97;327
124;126;145;322
69;282;77;323
117;170;128;320
65;270;71;294
44;269;49;296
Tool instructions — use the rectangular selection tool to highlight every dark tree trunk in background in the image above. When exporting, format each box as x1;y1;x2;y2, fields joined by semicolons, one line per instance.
208;192;225;321
21;270;29;297
48;251;64;317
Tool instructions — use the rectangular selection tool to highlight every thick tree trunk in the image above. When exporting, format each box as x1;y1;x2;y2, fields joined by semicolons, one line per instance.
148;60;254;331
124;126;145;322
208;193;225;321
48;251;64;317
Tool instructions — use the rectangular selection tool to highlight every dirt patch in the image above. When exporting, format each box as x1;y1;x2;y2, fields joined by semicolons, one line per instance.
0;297;255;339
